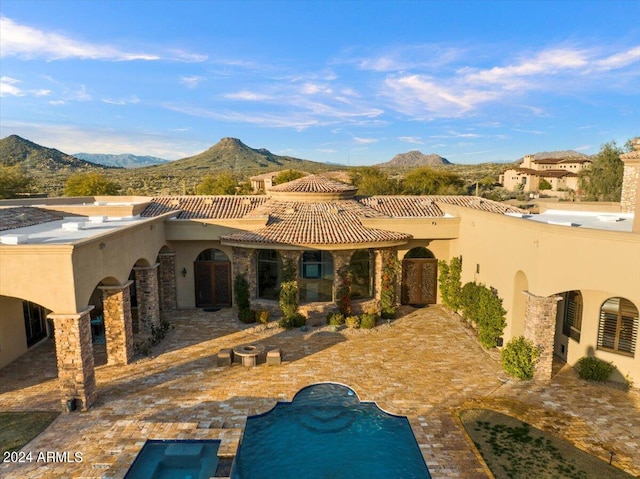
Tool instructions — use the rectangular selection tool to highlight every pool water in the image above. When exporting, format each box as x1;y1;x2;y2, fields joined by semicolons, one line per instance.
124;440;220;479
233;383;431;479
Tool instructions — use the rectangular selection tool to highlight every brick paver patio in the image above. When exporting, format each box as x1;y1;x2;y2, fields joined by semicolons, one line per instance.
1;306;638;478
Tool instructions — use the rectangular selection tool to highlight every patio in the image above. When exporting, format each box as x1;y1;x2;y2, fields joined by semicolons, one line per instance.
0;306;638;478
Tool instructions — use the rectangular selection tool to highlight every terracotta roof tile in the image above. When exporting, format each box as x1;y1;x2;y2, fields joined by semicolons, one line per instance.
0;207;64;232
268;174;357;193
360;195;525;215
141;196;268;219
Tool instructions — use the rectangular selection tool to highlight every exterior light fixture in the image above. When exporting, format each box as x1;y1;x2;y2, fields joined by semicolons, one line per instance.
181;267;187;277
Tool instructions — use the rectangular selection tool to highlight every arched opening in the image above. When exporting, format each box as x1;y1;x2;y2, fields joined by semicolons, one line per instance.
598;297;638;356
257;249;282;300
401;247;437;305
350;250;373;299
194;248;231;307
299;250;333;303
511;271;528;337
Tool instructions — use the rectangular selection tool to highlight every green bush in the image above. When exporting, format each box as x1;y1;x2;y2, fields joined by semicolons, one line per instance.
238;308;256;324
345;315;360;329
256;309;270;324
360;312;377;329
280;312;306;329
576;356;615;382
234;274;251;311
459;282;507;349
438;256;463;311
501;336;540;380
380;307;396;319
326;312;345;326
279;280;298;318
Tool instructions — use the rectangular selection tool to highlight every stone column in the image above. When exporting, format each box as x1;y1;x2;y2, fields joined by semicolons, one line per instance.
232;247;257;299
158;253;178;310
133;263;161;334
619;138;640;215
376;248;401;307
48;307;97;411
332;250;352;304
523;291;562;380
99;281;134;365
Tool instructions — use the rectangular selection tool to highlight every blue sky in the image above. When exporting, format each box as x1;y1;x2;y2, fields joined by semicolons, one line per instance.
1;1;639;165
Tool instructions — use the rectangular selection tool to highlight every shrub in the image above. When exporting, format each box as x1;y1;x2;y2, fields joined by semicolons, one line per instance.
380;253;400;317
381;307;396;319
336;265;353;316
280;312;306;329
438;256;462;311
360;312;377;329
279;280;298;318
460;282;507;349
326;312;345;326
345;315;361;329
501;336;540;380
234;274;251;312
576;356;615;382
256;309;270;324
238;308;256;324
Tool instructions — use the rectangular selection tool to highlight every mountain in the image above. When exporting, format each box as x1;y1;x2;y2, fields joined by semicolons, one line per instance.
145;137;333;175
73;152;170;168
0;135;110;172
377;150;452;168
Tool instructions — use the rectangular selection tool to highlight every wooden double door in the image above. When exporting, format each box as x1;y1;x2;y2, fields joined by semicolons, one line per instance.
194;261;232;307
401;258;438;305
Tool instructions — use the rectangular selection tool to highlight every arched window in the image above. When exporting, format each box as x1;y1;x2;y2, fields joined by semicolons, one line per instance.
350;250;373;299
598;297;638;356
561;291;583;342
257;249;282;300
300;251;333;303
404;247;435;259
197;249;229;262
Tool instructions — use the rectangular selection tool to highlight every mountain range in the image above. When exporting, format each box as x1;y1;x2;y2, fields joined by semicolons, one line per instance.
73;152;170;168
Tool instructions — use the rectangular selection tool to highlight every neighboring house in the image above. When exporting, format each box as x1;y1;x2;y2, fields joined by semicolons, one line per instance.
1;144;639;412
499;154;591;193
248;172;279;192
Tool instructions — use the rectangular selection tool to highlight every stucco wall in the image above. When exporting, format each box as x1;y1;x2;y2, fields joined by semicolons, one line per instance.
0;296;29;368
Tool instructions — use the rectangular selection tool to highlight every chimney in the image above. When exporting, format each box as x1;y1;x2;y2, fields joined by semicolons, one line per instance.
619;137;640;232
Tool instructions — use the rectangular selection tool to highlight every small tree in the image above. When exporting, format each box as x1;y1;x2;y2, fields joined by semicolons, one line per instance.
350;167;398;195
401;167;464;195
438;256;462;311
65;172;120;196
578;141;625;201
460;282;507;349
0;165;32;199
196;172;237;195
538;178;552;191
273;169;306;185
279;281;298;320
233;273;254;322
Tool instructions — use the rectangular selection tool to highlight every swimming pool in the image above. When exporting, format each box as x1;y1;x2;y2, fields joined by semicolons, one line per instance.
124;439;220;479
233;383;431;478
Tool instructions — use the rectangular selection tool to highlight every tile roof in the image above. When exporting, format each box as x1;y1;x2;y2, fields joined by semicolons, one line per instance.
141;196;268;219
221;199;411;246
0;207;64;232
534;157;590;164
360;195;525;215
513;168;577;178
268;174;357;193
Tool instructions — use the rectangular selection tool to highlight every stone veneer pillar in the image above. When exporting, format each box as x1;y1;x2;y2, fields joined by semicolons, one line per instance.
133;263;161;333
48;307;97;411
232;247;257;300
522;291;561;380
99;281;134;365
158;253;178;311
376;248;401;307
619;138;640;233
332;250;353;302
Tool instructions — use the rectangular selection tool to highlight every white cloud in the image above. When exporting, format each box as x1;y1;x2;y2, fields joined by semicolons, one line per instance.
353;137;378;144
224;90;272;101
102;95;140;105
593;46;640;71
180;76;205;89
32;89;51;96
0;76;25;97
398;136;424;144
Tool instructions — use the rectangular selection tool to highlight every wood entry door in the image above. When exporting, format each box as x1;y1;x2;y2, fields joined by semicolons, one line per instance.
194;261;231;307
401;258;438;305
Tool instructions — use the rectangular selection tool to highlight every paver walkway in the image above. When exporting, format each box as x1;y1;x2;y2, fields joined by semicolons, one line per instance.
1;306;638;478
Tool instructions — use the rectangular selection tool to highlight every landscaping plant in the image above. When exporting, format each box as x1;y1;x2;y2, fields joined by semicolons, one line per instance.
576;356;615;382
501;336;540;380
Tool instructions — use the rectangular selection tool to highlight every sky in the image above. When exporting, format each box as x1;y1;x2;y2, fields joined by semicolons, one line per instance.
1;1;639;165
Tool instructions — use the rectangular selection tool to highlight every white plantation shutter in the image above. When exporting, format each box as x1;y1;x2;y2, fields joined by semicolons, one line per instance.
598;298;638;356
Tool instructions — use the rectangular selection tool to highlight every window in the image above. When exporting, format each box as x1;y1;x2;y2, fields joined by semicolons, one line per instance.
257;249;282;300
300;251;333;302
597;297;638;356
561;291;582;342
23;301;49;347
350;250;373;299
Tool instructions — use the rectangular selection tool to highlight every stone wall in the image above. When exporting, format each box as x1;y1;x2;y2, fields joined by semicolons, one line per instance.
523;291;561;380
620;163;639;213
100;282;134;366
49;309;97;411
158;252;177;310
133;264;160;333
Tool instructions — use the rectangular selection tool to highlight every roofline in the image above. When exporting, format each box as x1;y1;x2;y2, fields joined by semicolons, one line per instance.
220;239;410;250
